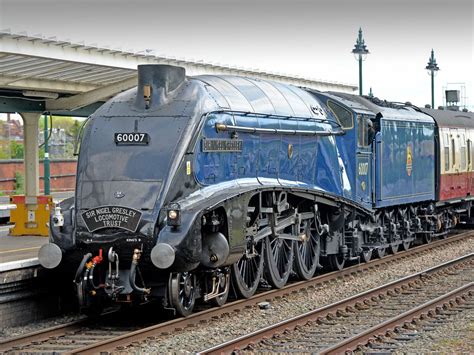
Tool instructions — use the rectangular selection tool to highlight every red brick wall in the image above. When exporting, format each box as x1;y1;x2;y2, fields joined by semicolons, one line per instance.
0;159;77;194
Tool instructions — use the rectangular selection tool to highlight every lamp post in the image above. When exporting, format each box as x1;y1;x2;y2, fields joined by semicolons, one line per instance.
43;113;50;195
425;49;440;109
352;28;370;96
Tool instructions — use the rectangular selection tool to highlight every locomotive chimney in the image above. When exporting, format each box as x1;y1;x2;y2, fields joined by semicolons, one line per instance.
135;64;186;109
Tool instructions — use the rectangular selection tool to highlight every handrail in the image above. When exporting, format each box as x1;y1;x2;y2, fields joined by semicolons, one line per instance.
211;110;344;136
213;109;342;127
215;123;344;136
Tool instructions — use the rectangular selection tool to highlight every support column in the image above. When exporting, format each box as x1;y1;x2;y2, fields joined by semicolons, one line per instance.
10;112;51;236
20;112;41;197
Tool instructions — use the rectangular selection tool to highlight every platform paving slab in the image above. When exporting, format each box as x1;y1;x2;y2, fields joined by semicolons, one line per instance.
0;232;47;266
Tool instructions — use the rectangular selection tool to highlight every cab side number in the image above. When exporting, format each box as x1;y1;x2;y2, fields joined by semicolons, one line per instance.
358;162;369;175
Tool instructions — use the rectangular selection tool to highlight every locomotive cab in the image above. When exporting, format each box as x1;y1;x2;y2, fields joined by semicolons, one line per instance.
309;91;376;209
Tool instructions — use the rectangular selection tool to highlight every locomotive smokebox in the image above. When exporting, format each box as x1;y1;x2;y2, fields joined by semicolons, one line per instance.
135;64;186;109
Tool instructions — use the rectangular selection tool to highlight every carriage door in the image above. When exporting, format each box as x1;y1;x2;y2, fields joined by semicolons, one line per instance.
356;115;373;208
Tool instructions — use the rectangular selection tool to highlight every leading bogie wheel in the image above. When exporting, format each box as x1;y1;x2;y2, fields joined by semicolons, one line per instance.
76;279;104;317
293;219;320;280
210;269;230;307
169;272;196;317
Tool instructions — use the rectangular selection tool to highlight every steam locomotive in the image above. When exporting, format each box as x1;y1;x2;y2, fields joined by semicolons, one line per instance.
38;64;474;316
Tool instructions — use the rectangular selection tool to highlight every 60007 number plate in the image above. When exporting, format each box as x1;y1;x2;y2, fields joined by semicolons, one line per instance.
115;132;149;145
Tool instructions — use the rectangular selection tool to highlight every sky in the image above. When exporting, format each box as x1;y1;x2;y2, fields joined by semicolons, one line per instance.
0;0;473;109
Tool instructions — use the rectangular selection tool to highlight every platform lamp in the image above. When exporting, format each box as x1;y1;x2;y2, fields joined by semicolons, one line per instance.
425;49;440;108
352;28;370;96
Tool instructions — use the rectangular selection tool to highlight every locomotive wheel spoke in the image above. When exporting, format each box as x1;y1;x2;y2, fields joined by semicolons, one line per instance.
209;269;230;307
169;272;196;317
264;233;294;288
293;218;320;280
231;241;264;298
231;210;265;299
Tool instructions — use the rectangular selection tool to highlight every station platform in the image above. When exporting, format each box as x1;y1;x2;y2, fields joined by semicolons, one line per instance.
0;191;74;220
0;231;47;270
0;192;73;271
0;204;16;219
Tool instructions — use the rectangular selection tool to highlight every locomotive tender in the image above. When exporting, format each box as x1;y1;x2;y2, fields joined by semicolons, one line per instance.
38;64;474;316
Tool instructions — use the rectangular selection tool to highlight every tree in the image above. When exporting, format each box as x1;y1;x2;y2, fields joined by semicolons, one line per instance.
10;141;24;159
39;115;81;137
70;120;81;139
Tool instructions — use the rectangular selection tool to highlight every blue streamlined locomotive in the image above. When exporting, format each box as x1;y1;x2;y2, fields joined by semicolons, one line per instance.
38;65;473;316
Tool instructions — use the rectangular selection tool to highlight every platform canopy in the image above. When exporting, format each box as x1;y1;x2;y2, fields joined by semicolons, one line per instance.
0;29;357;117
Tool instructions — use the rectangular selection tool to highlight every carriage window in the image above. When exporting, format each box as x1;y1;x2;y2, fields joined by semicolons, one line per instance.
451;138;456;166
327;100;353;129
460;135;467;170
444;133;450;171
467;139;471;169
444;146;450;171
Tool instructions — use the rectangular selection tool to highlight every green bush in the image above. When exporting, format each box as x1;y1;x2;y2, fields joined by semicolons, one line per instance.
10;141;24;159
0;149;9;159
14;172;24;194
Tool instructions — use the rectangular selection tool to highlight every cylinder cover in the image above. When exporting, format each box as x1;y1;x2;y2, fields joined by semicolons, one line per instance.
200;232;230;268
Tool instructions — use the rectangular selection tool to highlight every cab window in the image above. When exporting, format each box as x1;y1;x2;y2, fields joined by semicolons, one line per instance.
327;100;353;129
357;116;371;147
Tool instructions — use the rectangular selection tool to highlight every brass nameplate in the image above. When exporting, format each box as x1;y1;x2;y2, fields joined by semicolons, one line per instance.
202;138;243;152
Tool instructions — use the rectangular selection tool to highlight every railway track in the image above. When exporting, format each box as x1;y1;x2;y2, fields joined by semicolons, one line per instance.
0;231;472;354
322;284;473;354
200;254;473;354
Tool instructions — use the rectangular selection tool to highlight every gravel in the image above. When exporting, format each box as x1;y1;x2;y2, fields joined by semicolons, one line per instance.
1;236;472;352
245;261;473;353
393;297;474;353
125;236;474;353
0;313;86;341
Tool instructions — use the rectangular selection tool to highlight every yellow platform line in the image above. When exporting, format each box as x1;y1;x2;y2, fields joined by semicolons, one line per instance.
0;246;40;255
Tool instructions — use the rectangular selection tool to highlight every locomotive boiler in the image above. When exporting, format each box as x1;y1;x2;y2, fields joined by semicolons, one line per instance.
38;64;474;316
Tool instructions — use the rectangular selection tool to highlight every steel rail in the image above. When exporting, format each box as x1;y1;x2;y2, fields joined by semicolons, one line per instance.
66;233;472;354
320;282;473;354
199;253;473;354
0;308;119;351
1;231;471;354
0;318;89;351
